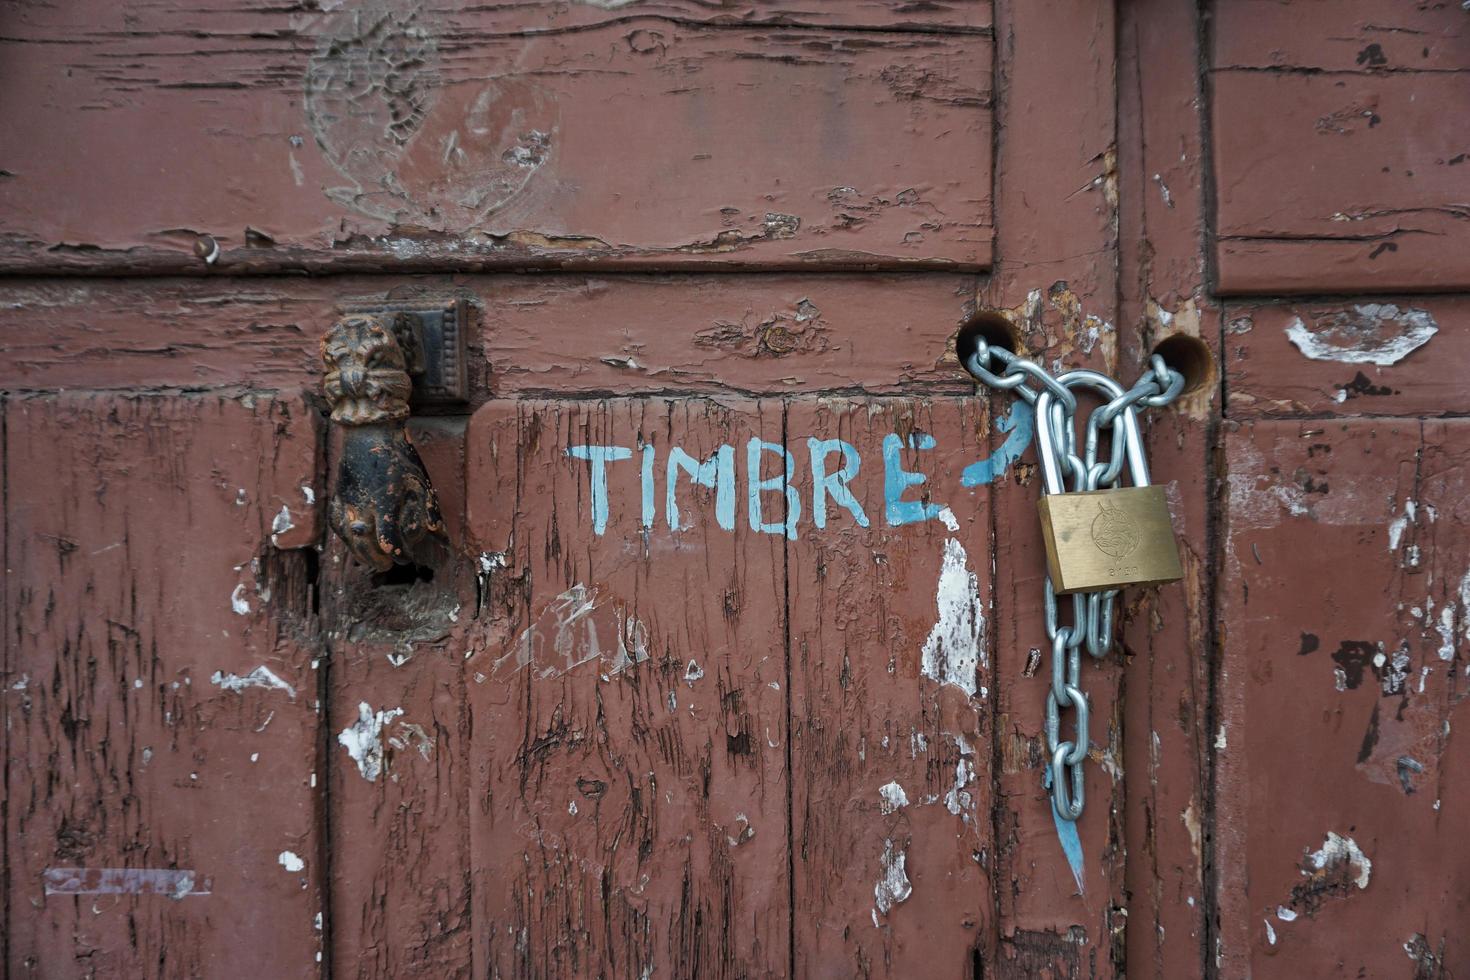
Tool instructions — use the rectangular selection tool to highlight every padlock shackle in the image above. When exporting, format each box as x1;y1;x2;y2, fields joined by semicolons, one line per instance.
1055;369;1151;488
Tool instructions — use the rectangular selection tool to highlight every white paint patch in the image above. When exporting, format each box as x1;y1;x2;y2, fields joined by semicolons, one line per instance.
211;666;296;700
1436;604;1457;662
1305;832;1371;890
337;702;404;782
44;868;211;899
278;851;305;873
1276;906;1297;922
683;659;705;686
936;506;960;533
230;583;251;616
301;485;316;505
878;781;909;814
1284;304;1438;365
271;505;295;542
872;839;912;919
920;538;986;695
944;755;975;817
1264;920;1277;946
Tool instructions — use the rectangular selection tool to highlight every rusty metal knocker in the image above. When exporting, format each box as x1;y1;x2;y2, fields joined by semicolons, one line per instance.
320;311;446;571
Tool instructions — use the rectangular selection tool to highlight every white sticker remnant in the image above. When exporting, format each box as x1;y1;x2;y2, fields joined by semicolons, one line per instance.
920;538;986;695
211;666;297;700
1304;832;1372;890
877;781;909;814
230;583;252;616
872;838;912;921
278;851;305;873
1284;304;1437;366
44;867;211;899
337;702;404;781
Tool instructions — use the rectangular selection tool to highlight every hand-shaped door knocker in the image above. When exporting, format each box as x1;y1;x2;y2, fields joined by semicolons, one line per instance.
320;312;446;571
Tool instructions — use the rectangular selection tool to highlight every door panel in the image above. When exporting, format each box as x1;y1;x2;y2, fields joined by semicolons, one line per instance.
4;392;325;976
0;3;993;273
1217;419;1470;976
465;398;792;978
1211;2;1470;294
0;275;977;399
785;397;996;975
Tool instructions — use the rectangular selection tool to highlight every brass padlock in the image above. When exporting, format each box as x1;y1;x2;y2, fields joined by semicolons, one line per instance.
1033;382;1182;594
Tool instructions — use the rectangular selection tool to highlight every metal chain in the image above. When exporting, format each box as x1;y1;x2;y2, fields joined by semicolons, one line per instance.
963;339;1185;821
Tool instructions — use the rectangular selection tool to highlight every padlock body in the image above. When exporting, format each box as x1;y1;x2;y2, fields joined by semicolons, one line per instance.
1037;485;1182;594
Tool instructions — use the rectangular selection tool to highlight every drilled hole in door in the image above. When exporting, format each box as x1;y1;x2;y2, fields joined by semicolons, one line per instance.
956;311;1020;375
1150;333;1214;395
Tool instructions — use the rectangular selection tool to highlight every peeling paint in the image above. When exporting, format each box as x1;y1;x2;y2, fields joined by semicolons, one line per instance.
278;851;305;873
270;505;294;544
1305;832;1372;890
230;583;251;615
211;665;296;699
337;701;404;782
872;839;912;919
920;538;985;695
1285;305;1437;366
878;780;909;814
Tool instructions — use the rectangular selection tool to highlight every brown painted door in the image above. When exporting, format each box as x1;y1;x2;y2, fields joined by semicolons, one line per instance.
4;0;1467;978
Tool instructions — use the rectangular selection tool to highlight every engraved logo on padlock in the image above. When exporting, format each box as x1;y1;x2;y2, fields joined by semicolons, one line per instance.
1038;486;1182;594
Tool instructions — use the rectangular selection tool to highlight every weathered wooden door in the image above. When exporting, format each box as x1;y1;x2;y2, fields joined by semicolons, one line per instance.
4;0;1467;977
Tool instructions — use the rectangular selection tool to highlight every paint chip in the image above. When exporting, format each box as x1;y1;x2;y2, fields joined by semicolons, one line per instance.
872;839;912;919
337;702;404;781
878;781;909;814
278;851;305;873
211;665;296;700
1285;304;1437;366
920;538;985;695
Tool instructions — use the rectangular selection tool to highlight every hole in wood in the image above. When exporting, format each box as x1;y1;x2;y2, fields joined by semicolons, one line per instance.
955;310;1020;374
371;562;435;588
1151;333;1214;395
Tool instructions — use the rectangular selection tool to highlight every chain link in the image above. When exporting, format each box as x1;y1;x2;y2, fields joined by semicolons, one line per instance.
964;337;1185;821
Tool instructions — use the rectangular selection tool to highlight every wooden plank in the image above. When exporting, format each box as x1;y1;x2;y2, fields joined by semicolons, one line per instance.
4;0;991;38
320;418;476;979
0;274;981;399
1224;298;1470;418
980;0;1127;970
1214;0;1468;72
464;398;790;978
785;396;997;975
1116;1;1219;972
1216;420;1470;975
4;391;326;977
1211;1;1470;295
0;8;992;274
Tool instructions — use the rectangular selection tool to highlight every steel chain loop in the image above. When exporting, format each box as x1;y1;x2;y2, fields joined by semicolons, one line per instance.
963;336;1186;821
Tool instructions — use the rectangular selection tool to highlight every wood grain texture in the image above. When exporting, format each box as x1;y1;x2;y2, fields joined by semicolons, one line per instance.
1211;1;1470;294
0;274;981;399
1216;420;1470;976
321;418;477;979
1116;1;1219;975
0;1;992;275
785;397;996;976
980;0;1127;971
4;391;326;977
464;398;791;979
1223;297;1470;419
